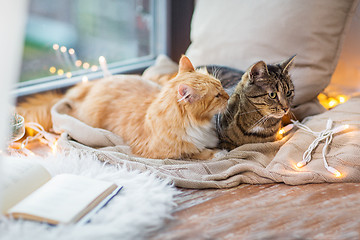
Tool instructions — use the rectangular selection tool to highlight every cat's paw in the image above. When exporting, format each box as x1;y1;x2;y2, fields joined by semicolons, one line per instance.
190;149;228;160
190;149;216;160
212;149;228;159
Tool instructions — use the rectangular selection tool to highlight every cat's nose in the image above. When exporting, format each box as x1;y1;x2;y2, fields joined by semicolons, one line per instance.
282;107;289;114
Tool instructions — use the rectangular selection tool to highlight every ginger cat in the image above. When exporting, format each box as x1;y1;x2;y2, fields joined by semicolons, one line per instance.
17;56;229;159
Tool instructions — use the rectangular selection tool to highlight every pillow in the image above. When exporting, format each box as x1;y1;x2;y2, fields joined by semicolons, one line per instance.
142;54;178;85
186;0;359;119
328;3;360;94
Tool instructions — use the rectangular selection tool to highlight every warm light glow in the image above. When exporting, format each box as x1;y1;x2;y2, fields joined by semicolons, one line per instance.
297;162;305;168
49;66;56;74
9;142;21;149
52;43;59;50
68;48;75;55
318;93;349;110
39;138;48;145
75;60;82;67
91;65;99;71
66;72;72;78
338;95;347;104
51;141;58;155
334;170;342;178
317;93;327;101
83;62;90;69
277;124;294;140
57;69;64;75
26;149;35;156
60;46;67;53
328;98;338;108
26;127;35;137
82;76;89;83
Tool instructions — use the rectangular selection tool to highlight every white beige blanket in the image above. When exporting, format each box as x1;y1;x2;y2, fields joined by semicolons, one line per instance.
51;94;360;189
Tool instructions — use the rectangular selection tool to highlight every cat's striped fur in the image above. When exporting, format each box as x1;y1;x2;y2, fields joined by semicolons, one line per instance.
200;56;296;150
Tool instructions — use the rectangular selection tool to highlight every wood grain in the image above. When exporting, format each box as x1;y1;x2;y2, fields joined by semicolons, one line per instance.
150;183;360;239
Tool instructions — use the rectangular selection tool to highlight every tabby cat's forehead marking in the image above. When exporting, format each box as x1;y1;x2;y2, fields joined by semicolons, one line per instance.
264;64;293;94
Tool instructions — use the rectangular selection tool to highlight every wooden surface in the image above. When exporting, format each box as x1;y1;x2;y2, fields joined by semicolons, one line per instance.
150;183;360;240
17;142;360;239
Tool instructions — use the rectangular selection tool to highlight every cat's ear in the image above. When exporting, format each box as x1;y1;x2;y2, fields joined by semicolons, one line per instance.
178;84;199;103
178;55;195;73
280;55;296;74
196;66;209;75
248;61;269;83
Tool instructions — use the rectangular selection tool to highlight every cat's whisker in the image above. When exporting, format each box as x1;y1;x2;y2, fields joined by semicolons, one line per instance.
222;108;234;123
238;109;265;116
248;114;270;131
288;110;297;121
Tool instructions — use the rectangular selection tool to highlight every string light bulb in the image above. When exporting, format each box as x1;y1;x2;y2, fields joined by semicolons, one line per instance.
82;76;88;83
75;60;82;67
326;166;342;178
68;48;75;55
328;98;338;108
91;65;99;71
57;69;64;75
292;119;349;178
99;56;111;77
60;46;67;53
66;72;72;78
277;123;294;139
49;66;56;74
83;62;90;69
296;161;306;168
51;141;58;155
337;95;348;104
52;44;59;50
335;171;342;178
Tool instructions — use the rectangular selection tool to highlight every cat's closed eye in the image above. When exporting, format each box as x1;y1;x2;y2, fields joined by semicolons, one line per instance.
215;93;221;98
286;90;293;97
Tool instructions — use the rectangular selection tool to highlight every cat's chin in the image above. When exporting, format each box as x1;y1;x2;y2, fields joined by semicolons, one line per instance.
212;107;227;116
270;113;285;119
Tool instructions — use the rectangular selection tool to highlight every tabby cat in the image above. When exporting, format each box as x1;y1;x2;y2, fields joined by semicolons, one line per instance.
200;56;296;150
17;56;229;159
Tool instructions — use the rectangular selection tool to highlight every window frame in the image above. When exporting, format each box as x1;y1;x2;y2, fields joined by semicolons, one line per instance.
14;0;170;97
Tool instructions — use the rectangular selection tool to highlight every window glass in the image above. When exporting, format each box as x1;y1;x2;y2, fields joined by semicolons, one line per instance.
20;0;154;83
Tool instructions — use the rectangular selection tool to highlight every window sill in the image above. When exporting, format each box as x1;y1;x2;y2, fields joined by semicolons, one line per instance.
13;58;156;98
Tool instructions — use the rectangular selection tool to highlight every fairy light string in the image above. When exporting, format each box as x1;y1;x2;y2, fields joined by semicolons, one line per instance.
292;118;349;177
9;53;112;157
9;122;59;156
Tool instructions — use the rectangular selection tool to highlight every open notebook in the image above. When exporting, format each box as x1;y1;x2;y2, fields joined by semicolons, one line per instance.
1;158;122;225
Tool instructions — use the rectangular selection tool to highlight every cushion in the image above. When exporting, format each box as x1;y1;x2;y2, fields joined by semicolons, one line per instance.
186;0;359;117
329;3;360;94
